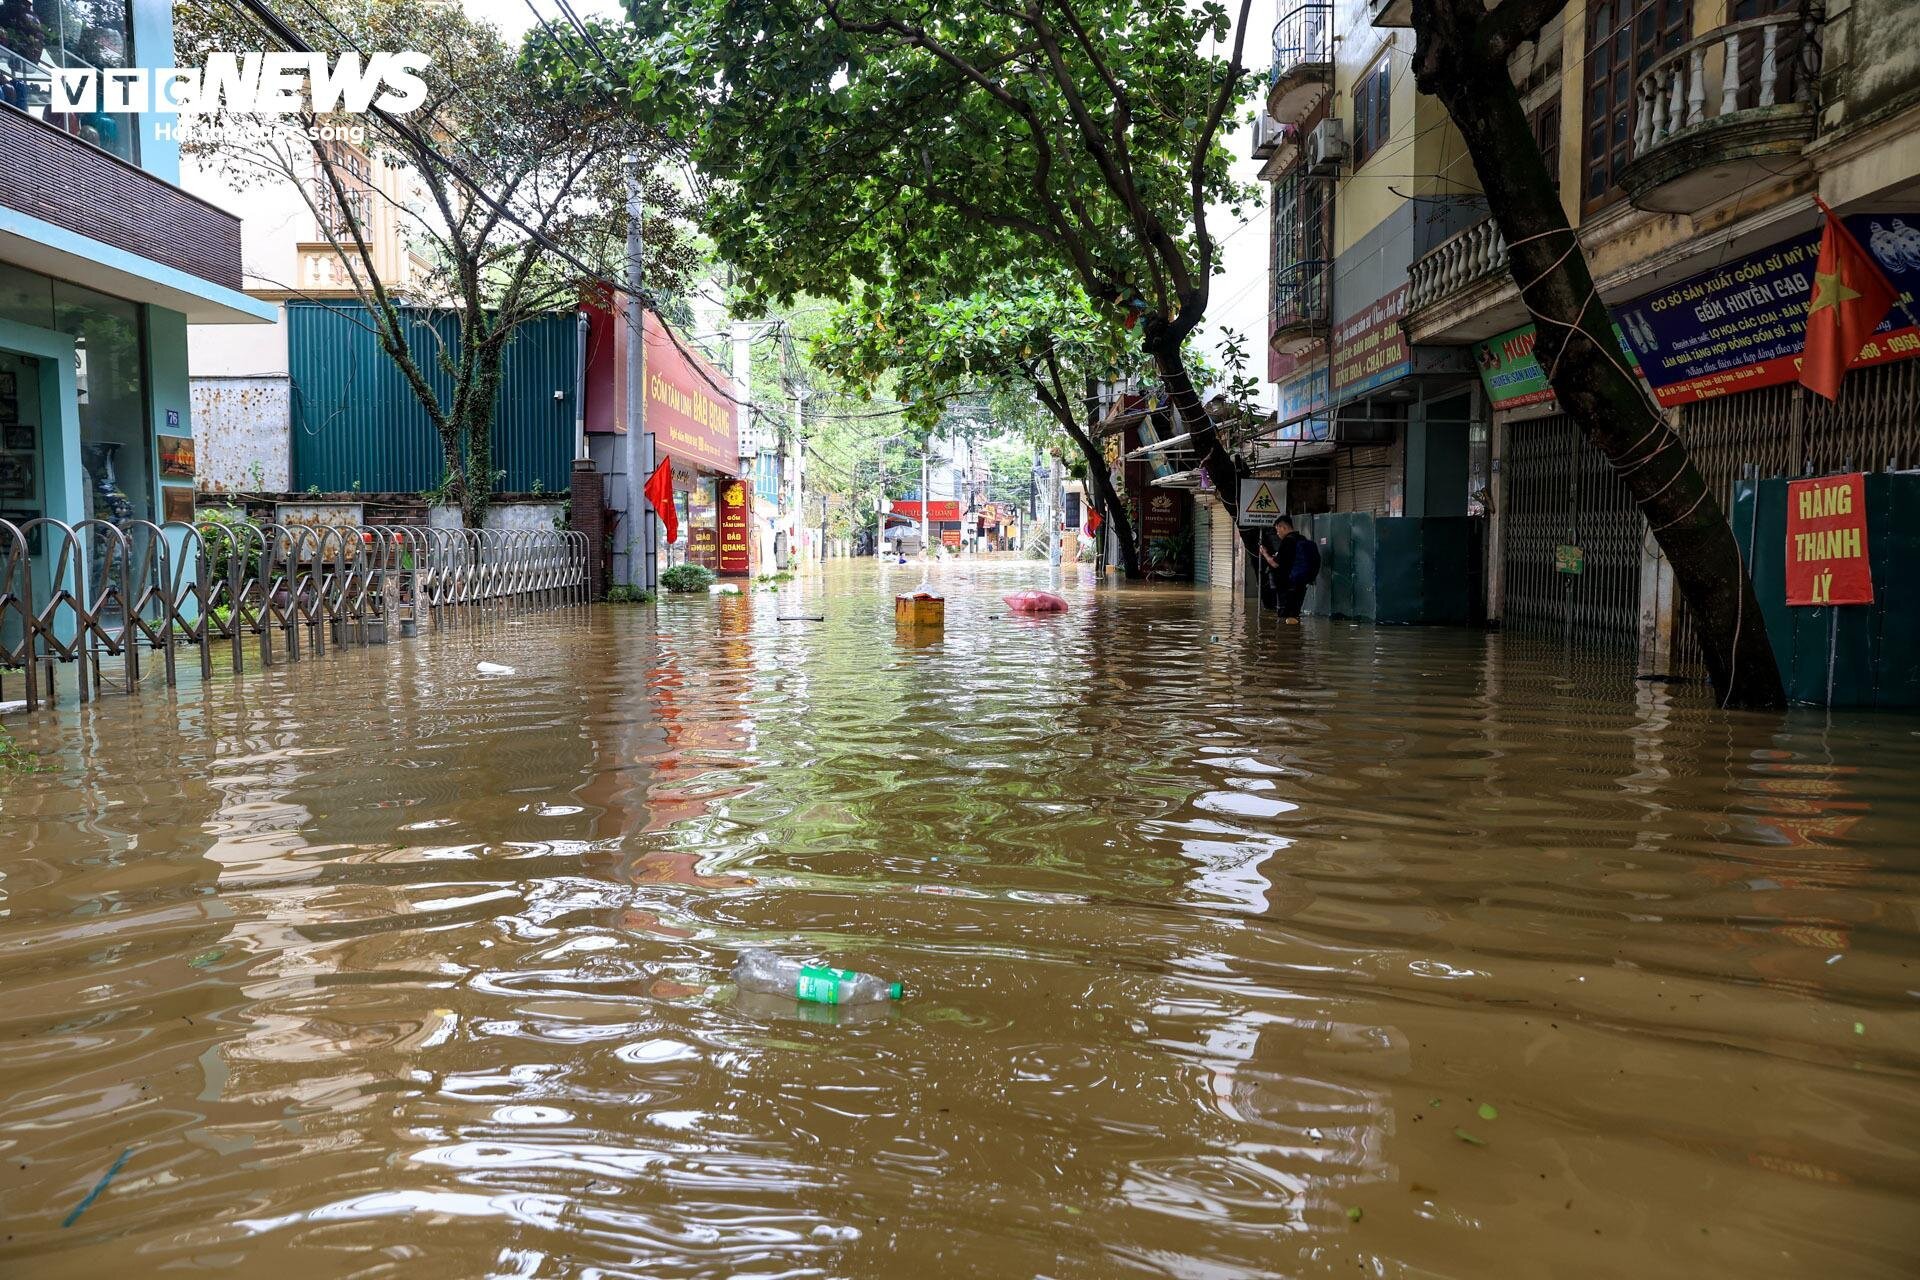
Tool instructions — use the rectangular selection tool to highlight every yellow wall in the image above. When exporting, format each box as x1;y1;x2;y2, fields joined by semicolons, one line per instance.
1327;5;1477;258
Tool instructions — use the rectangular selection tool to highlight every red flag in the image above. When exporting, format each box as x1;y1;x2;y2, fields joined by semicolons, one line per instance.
644;457;678;544
1086;508;1103;535
1799;199;1899;401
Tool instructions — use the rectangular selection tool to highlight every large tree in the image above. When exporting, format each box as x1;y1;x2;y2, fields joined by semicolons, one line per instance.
616;0;1260;541
810;273;1151;576
177;0;697;524
1409;0;1783;709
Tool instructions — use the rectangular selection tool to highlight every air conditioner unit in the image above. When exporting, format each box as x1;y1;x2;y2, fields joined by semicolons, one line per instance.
1307;118;1348;175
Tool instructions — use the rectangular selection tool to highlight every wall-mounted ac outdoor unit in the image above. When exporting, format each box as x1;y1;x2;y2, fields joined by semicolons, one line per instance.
1307;118;1347;175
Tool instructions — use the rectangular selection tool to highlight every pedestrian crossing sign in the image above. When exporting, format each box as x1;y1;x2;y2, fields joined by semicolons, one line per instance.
1238;479;1284;527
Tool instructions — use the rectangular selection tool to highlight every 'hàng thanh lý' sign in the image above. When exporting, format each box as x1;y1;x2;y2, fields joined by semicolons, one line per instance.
1786;472;1873;606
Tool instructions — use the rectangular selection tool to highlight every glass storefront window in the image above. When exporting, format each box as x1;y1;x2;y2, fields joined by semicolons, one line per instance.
0;0;139;163
54;279;151;528
0;260;55;331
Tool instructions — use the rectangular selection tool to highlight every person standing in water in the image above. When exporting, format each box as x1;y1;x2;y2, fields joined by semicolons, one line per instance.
1258;516;1319;624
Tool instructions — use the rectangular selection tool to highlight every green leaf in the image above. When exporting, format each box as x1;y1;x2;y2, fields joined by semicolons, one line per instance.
188;948;224;969
1346;1206;1363;1222
1452;1128;1487;1146
1477;1103;1499;1121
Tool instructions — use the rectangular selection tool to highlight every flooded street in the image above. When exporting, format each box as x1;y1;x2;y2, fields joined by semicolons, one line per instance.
2;560;1917;1278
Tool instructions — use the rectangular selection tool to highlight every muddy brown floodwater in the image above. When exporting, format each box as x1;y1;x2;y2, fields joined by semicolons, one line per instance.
1;560;1917;1277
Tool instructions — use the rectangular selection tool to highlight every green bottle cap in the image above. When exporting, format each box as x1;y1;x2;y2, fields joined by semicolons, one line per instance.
888;982;904;1000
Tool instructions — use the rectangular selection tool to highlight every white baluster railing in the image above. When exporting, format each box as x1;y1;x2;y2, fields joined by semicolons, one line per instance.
1630;15;1814;161
1407;215;1509;315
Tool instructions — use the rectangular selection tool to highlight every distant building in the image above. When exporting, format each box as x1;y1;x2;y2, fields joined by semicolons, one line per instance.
181;137;432;493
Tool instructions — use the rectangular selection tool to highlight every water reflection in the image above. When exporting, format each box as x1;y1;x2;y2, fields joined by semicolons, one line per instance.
0;561;1916;1278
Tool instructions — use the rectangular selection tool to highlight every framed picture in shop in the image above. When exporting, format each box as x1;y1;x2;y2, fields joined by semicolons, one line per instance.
158;433;196;480
0;452;32;501
162;485;195;524
0;510;38;554
1;423;30;453
0;370;15;426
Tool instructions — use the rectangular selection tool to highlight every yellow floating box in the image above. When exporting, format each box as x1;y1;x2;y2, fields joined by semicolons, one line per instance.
895;593;945;630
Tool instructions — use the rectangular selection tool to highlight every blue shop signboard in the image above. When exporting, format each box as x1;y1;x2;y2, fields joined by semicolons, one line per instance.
1275;367;1329;441
1613;213;1920;404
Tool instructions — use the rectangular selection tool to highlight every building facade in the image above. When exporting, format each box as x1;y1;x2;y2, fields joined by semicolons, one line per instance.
182;133;432;494
0;0;271;566
1253;0;1920;673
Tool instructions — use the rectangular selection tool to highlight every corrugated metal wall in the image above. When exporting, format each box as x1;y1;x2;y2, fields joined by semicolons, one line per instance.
288;303;576;494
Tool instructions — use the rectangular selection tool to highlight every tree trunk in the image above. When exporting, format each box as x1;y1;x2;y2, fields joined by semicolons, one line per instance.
1058;410;1140;578
1143;339;1259;560
1412;0;1784;710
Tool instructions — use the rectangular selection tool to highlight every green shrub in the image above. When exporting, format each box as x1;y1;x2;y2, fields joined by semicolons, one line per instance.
661;563;716;594
605;585;655;604
196;507;262;582
0;726;46;774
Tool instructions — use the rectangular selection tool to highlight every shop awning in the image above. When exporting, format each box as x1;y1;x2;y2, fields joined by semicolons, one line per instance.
1150;468;1205;489
1124;430;1199;460
1248;440;1337;473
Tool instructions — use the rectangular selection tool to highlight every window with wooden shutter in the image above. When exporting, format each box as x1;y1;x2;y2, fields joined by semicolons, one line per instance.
1581;0;1691;214
1530;99;1562;193
1351;57;1393;167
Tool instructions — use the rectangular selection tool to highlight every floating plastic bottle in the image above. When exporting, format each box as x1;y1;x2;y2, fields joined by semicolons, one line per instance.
733;948;903;1006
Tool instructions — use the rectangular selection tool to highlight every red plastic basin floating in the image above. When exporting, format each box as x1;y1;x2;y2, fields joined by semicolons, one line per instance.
1003;589;1069;614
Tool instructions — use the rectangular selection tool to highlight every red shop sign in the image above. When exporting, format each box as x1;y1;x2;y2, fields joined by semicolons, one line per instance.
892;500;961;523
718;479;751;576
1785;472;1872;606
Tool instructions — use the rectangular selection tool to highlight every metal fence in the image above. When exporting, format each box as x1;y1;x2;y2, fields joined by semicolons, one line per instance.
0;518;590;713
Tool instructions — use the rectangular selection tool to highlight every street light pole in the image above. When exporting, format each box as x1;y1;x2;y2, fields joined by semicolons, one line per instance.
921;445;930;573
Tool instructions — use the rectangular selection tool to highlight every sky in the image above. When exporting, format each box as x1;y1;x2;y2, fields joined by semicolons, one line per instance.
469;0;1273;399
1197;0;1280;406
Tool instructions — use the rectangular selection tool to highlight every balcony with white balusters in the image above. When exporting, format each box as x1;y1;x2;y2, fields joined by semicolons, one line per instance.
1618;13;1820;214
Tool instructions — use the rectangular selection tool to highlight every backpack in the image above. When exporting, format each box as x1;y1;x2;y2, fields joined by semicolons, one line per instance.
1293;533;1321;585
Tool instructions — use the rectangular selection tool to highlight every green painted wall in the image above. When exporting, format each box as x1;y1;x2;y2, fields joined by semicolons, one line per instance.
288;303;577;495
1734;473;1920;708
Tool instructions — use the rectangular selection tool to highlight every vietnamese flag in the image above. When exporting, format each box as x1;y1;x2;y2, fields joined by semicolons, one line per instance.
643;457;677;544
1799;198;1899;401
1086;507;1103;535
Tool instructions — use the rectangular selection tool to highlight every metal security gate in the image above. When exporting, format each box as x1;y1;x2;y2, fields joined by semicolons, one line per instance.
1334;445;1395;515
1501;413;1645;647
1193;499;1236;587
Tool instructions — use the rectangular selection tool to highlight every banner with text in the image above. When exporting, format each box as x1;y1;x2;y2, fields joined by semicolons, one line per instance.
1785;472;1873;606
1614;214;1920;405
1275;367;1331;440
644;312;740;477
1331;285;1411;399
718;478;751;576
1473;322;1643;412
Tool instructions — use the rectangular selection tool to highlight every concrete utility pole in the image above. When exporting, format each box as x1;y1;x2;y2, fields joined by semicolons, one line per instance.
921;445;930;572
730;318;758;568
1048;451;1063;577
624;156;656;592
789;389;807;564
